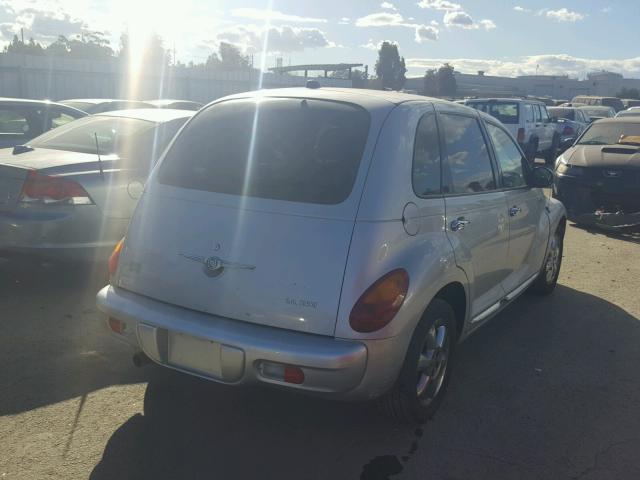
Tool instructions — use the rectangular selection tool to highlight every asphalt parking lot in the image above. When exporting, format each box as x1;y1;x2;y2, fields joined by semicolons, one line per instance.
1;223;640;480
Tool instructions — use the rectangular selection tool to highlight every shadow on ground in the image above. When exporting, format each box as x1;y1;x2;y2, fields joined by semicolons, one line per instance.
89;285;640;480
0;258;149;416
572;222;640;245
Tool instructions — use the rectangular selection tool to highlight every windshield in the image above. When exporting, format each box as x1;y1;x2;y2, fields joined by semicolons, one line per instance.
548;108;575;120
159;98;370;204
466;102;519;124
581;107;614;118
29;116;155;155
577;122;640;145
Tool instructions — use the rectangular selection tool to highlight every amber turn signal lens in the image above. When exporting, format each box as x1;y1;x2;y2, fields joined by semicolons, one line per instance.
349;269;409;333
108;238;125;277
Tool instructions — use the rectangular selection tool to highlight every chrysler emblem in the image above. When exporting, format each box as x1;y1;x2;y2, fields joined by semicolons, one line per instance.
179;253;255;277
603;170;621;178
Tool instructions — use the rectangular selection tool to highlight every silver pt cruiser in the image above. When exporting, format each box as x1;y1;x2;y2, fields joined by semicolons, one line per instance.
97;88;566;423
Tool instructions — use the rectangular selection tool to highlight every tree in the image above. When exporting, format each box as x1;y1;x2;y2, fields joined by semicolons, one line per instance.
3;35;44;55
422;69;437;96
118;31;168;68
436;63;457;98
205;42;251;71
422;63;458;97
616;87;640;100
374;41;406;90
44;32;113;59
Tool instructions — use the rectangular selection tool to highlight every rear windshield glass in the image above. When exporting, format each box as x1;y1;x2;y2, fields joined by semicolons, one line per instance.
581;107;613;118
548;108;575;120
158;98;371;205
61;101;94;112
466;102;519;124
29;116;155;155
577;123;640;146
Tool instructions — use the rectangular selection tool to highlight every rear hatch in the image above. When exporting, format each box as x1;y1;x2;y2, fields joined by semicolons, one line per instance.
116;96;379;336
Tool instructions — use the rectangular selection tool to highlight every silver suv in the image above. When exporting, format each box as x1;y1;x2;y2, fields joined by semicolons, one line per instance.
97;88;566;423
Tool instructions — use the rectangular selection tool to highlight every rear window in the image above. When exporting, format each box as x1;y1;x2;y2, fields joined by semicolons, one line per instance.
548;108;575;120
466;102;519;124
158;98;371;205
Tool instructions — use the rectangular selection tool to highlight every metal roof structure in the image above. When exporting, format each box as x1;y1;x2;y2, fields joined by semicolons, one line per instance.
269;63;364;79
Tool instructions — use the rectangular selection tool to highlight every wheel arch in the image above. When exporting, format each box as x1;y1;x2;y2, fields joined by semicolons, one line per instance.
433;281;467;341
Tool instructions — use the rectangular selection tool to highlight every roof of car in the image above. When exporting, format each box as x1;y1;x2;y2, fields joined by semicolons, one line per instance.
60;98;150;105
216;87;476;114
95;108;195;122
147;99;202;106
465;97;545;105
0;97;75;107
588;117;640;124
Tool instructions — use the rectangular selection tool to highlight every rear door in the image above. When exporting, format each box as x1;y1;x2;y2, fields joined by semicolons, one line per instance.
439;111;509;320
484;121;548;293
116;96;380;337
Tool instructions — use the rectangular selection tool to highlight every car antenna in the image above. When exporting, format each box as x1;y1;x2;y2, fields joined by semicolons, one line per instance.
94;132;104;176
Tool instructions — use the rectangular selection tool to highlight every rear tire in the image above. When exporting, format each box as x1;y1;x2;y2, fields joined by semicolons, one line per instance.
525;138;539;165
544;135;560;166
378;299;457;424
531;225;564;295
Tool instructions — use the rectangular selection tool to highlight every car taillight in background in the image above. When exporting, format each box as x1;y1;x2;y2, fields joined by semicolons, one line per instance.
517;128;525;144
562;125;575;136
349;269;409;333
19;170;93;205
109;237;125;277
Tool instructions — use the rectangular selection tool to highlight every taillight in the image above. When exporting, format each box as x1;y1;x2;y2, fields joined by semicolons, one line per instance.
517;128;525;144
562;125;575;136
349;269;409;333
109;238;125;277
19;170;93;205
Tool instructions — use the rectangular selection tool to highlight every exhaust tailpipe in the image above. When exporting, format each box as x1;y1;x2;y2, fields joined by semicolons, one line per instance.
132;352;152;368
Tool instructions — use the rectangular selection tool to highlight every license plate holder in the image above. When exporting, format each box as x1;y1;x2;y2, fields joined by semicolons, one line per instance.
168;331;222;378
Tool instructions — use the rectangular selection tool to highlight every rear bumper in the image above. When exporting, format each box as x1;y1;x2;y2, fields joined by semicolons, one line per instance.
96;286;403;401
0;207;127;261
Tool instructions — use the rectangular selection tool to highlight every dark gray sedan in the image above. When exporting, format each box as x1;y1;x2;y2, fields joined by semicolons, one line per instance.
0;109;193;261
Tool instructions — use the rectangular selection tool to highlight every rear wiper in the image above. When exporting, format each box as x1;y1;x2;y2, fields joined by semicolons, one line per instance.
12;145;34;155
578;141;606;145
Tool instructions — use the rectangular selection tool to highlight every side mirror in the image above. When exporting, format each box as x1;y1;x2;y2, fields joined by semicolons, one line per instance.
529;166;554;188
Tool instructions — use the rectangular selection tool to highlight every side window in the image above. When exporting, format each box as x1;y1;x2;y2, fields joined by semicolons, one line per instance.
523;104;534;123
533;105;542;122
541;107;549;121
0;108;28;135
440;114;496;194
49;110;78;129
486;123;527;189
412;113;441;196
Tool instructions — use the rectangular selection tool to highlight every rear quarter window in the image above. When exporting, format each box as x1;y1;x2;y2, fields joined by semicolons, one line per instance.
158;98;371;205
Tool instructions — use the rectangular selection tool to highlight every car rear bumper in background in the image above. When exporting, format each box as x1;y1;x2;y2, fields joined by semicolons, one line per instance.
0;207;128;261
96;285;406;401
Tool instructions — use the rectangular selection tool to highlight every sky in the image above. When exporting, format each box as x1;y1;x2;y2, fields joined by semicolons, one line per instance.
0;0;639;79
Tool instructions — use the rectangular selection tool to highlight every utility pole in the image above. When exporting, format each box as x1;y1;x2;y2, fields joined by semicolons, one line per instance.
20;28;24;44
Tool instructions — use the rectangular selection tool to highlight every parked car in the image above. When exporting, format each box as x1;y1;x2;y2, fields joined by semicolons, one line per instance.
578;106;616;122
622;99;640;109
571;95;624;113
463;98;560;164
615;109;640;118
553;117;640;228
0;109;193;261
547;107;590;152
148;99;203;111
59;99;155;114
97;88;566;424
0;98;86;149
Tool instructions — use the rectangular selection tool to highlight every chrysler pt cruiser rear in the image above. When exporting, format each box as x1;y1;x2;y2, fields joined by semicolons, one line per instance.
97;87;566;423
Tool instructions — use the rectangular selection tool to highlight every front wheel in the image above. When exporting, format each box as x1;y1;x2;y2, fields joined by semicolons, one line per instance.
531;226;564;295
378;299;457;424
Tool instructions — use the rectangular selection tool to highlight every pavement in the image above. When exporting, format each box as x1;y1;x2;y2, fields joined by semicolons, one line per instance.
1;223;640;480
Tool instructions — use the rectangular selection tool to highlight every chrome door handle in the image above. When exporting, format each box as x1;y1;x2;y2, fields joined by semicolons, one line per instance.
509;206;522;217
450;217;471;232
